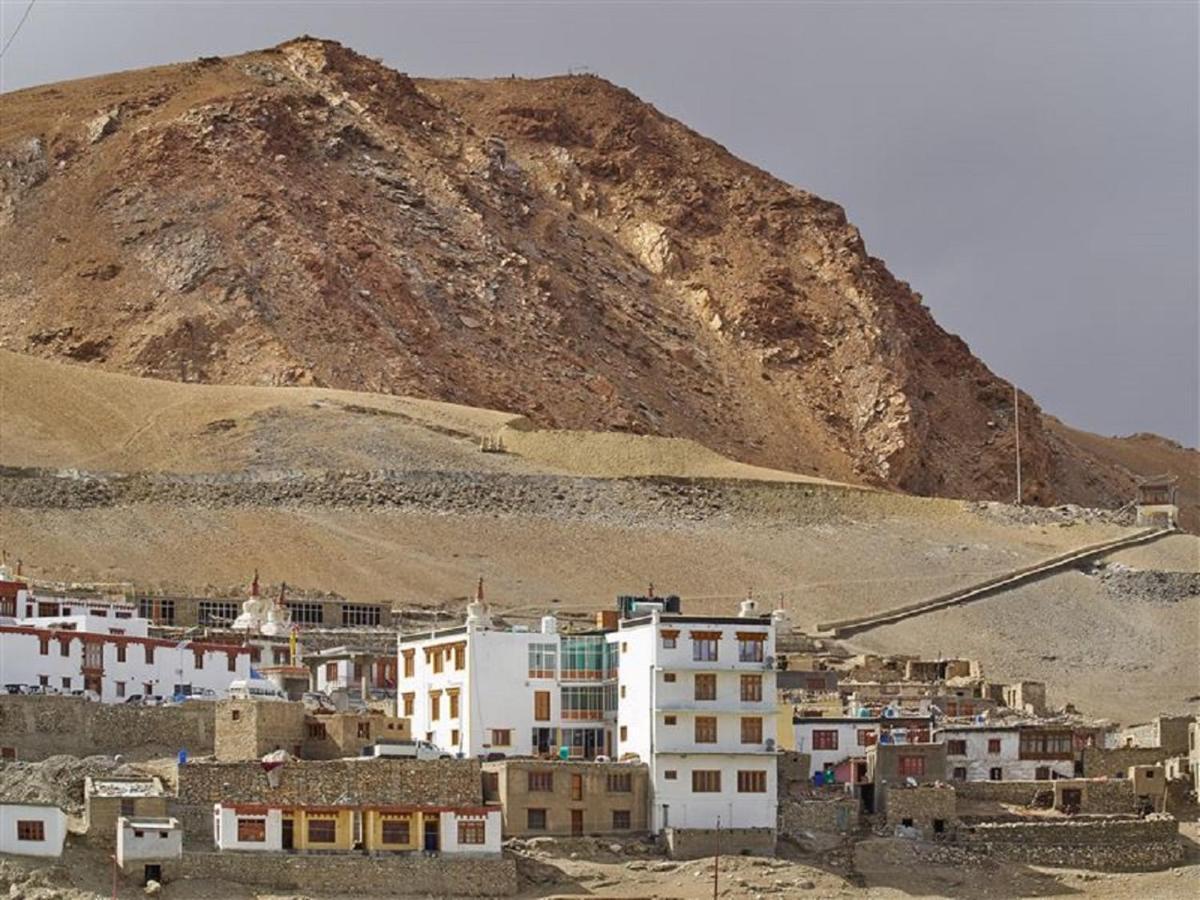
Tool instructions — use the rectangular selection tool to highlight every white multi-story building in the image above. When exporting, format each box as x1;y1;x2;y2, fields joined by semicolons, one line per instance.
397;583;618;758
936;724;1075;781
0;581;254;701
616;603;779;832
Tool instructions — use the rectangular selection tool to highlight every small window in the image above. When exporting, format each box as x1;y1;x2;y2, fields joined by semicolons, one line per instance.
898;755;926;778
307;722;328;740
527;808;547;831
381;818;411;845
612;809;631;830
236;818;266;842
741;717;763;744
61;677;71;689
402;693;414;716
664;770;678;780
740;674;762;702
116;644;127;663
307;818;337;843
430;692;441;721
987;738;1002;754
451;728;460;746
457;819;486;844
989;767;1003;781
528;771;554;792
144;644;155;664
664;715;677;725
947;740;967;756
953;766;967;781
16;820;45;842
231;710;241;721
227;654;237;672
692;770;721;792
737;770;767;793
115;681;126;698
491;729;512;747
663;673;676;683
606;773;632;793
620;685;626;698
812;729;839;751
357;722;370;739
120;798;135;816
38;637;49;656
620;725;628;741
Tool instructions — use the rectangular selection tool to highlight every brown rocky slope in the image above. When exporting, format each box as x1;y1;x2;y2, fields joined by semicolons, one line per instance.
0;37;1192;517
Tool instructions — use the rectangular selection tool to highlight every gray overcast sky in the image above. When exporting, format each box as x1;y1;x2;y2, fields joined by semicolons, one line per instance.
2;1;1197;445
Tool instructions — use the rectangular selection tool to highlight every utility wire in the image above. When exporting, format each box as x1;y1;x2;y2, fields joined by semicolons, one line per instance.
0;0;37;61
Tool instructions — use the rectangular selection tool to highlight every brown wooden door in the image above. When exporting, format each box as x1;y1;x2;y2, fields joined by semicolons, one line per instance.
571;809;583;836
533;690;550;722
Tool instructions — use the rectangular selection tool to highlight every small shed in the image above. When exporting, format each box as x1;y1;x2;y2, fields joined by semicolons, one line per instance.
0;803;67;857
117;816;182;884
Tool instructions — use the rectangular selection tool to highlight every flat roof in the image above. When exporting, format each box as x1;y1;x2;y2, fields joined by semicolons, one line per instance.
123;817;180;829
621;615;773;628
88;777;164;797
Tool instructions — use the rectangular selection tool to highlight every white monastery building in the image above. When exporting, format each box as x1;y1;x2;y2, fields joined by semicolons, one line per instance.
0;567;253;700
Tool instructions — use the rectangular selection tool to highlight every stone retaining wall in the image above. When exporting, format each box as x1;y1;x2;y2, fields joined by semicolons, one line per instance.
780;797;859;834
169;851;517;895
664;827;776;859
958;816;1181;871
0;695;214;761
953;780;1047;806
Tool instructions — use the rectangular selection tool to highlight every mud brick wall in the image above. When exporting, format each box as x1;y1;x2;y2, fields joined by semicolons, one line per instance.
664;827;776;859
776;751;812;800
958;816;1182;871
170;851;517;895
0;695;214;761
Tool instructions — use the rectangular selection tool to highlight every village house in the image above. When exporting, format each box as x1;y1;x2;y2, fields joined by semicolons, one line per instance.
865;741;947;816
0;802;67;858
84;776;169;846
397;581;619;759
214;698;411;761
936;724;1076;782
616;597;781;836
116;816;182;885
793;713;934;785
130;591;394;629
309;644;398;696
482;759;650;837
175;756;500;857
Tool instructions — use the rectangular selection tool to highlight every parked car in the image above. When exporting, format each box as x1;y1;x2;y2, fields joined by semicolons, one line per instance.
123;694;144;705
361;740;450;761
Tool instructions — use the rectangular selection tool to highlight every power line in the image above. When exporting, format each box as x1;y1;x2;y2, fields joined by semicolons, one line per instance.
0;0;37;61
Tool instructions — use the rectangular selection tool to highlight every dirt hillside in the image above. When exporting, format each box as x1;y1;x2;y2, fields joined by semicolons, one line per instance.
2;351;1195;722
0;37;1193;520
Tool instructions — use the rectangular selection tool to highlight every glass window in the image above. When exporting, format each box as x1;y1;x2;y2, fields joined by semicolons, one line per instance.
606;773;632;792
737;770;767;793
694;716;718;743
740;675;762;701
528;771;553;791
812;729;838;750
527;809;547;831
16;820;45;841
612;810;631;830
898;755;927;777
457;819;486;844
561;686;608;720
738;635;765;662
287;602;324;625
741;717;763;744
528;643;558;679
197;601;240;626
381;818;410;845
307;818;337;843
341;604;381;626
691;770;721;792
236;818;266;842
694;674;716;700
692;637;719;662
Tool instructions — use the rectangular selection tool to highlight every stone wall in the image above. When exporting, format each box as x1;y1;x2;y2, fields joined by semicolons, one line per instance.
214;700;305;761
664;827;776;859
953;781;1049;807
0;695;214;761
779;797;859;835
776;751;812;801
483;760;649;837
1083;746;1171;777
884;784;956;832
1052;779;1136;814
169;851;517;895
957;816;1182;871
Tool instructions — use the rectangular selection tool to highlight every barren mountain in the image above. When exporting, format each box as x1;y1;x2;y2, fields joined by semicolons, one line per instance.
0;37;1193;517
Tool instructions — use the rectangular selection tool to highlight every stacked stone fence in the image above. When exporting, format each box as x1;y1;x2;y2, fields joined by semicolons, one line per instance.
169;851;517;895
0;695;214;761
957;816;1182;871
780;797;859;834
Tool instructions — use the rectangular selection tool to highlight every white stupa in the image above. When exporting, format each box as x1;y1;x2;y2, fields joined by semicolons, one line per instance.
261;583;293;637
231;571;271;632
